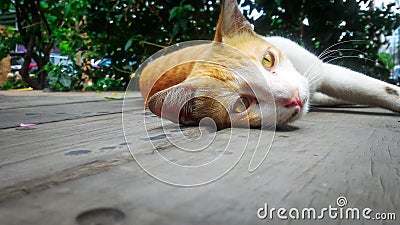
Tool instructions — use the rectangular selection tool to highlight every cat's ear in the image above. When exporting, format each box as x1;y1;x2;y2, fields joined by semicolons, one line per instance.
148;81;231;129
214;0;255;42
148;84;198;126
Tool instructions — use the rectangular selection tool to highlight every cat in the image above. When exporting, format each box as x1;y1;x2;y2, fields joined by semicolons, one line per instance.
139;0;400;130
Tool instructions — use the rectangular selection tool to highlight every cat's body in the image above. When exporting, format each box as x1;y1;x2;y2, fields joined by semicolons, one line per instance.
139;0;400;129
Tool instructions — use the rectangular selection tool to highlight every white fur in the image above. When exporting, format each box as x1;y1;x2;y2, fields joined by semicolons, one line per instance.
266;36;400;113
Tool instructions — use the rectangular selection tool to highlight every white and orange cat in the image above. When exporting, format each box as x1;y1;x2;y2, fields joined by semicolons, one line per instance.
139;0;400;129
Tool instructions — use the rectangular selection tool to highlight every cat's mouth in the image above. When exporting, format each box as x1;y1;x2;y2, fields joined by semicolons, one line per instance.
283;108;301;124
290;109;298;118
276;104;305;125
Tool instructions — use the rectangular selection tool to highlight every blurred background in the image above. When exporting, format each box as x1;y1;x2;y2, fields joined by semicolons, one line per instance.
0;0;399;91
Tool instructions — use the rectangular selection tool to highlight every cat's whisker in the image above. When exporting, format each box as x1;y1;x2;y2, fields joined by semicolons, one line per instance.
318;39;365;58
307;73;322;87
303;44;363;89
310;40;370;86
308;47;374;88
309;78;322;87
307;77;319;87
306;72;319;81
306;71;321;87
301;64;321;87
319;49;346;59
324;55;375;64
320;55;346;62
319;48;365;61
302;60;323;85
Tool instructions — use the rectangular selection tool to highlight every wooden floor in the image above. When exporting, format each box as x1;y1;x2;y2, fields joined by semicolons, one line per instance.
0;90;399;225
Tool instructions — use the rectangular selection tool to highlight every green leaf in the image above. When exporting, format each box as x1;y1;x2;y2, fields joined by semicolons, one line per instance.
47;15;57;22
124;39;133;51
378;52;395;70
183;4;195;12
59;41;71;54
40;2;48;9
48;72;59;89
59;73;72;89
65;4;71;16
169;7;179;21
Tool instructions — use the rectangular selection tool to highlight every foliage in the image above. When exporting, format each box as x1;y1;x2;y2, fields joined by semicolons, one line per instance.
84;76;126;92
46;63;83;91
250;0;400;80
169;1;196;36
0;0;399;90
66;0;220;91
1;73;28;90
0;0;71;89
0;26;21;60
378;52;395;71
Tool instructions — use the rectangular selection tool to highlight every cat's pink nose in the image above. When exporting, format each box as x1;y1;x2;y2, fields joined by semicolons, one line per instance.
284;97;302;108
279;92;303;108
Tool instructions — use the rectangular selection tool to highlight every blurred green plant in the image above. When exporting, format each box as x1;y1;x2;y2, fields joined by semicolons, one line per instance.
378;52;395;71
1;73;28;90
46;63;83;91
84;76;125;92
169;0;196;37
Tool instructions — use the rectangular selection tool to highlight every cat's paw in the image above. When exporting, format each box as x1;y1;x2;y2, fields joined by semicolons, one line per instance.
383;85;400;113
310;92;352;106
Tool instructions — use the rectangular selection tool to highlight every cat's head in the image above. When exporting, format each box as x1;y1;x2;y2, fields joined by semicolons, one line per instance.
148;0;309;129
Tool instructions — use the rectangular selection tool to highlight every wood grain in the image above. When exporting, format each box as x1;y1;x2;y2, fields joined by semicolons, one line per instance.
0;91;399;225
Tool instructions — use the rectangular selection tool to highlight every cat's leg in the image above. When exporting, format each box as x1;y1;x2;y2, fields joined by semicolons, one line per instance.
318;63;400;112
311;92;352;106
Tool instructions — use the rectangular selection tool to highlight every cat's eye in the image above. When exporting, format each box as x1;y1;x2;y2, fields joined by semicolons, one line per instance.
262;51;275;69
233;96;253;113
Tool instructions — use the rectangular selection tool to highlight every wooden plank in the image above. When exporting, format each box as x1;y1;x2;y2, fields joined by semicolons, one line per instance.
0;91;142;129
0;91;141;110
0;93;399;225
0;92;144;197
0;114;127;191
0;100;123;129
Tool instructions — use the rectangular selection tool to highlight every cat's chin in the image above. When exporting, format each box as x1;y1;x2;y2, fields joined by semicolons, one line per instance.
276;102;308;126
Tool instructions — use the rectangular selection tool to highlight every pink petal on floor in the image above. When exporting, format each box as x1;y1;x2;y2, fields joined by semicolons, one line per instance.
20;123;37;127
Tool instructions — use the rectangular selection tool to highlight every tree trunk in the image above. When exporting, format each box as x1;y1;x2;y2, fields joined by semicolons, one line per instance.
14;0;53;90
20;35;41;89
